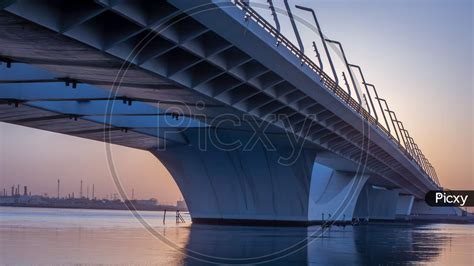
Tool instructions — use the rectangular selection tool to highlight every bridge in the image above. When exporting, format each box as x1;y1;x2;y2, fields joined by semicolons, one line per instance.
0;0;460;225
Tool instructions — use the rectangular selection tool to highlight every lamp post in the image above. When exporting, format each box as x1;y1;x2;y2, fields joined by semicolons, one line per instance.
399;126;416;159
283;0;304;54
348;64;378;120
407;136;423;168
325;39;362;104
364;83;391;134
376;98;400;143
294;5;338;84
388;111;408;150
414;143;428;174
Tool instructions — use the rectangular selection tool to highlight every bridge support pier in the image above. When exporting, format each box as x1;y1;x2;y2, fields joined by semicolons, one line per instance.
308;163;369;223
411;200;462;216
151;131;375;225
396;194;415;216
151;131;318;225
353;185;400;220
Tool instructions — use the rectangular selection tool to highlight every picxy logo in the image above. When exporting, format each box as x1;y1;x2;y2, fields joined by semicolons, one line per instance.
425;190;474;207
435;192;468;206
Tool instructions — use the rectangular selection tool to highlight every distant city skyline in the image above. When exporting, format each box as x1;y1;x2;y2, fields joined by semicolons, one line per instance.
0;178;159;201
1;122;182;205
0;0;472;201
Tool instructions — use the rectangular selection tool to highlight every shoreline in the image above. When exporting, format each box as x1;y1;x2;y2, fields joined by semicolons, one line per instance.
0;203;187;212
3;205;470;226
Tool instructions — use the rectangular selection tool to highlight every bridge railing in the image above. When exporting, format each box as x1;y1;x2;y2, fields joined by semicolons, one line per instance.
233;1;439;186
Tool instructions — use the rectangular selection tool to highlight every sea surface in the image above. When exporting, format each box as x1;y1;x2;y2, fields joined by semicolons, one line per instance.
0;207;473;265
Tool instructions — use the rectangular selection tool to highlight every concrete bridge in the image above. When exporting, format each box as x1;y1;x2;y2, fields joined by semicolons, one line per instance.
0;0;459;225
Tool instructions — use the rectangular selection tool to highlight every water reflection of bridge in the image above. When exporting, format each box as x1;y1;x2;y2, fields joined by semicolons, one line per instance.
183;224;449;264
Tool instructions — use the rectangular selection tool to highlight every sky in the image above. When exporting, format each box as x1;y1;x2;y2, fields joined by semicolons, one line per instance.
0;0;472;202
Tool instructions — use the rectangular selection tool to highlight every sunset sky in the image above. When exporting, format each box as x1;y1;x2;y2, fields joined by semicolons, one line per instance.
0;0;472;203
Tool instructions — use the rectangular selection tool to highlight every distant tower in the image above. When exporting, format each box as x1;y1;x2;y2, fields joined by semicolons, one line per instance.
87;186;89;199
80;180;83;198
11;186;14;196
57;179;60;199
23;186;27;196
17;184;19;196
92;184;95;200
132;188;134;200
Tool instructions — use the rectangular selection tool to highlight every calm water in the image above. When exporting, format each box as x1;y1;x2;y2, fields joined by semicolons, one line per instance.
0;207;473;265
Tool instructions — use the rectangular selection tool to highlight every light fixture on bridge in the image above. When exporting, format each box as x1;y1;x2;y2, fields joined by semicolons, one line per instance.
7;100;20;108
171;112;180;120
0;57;12;68
64;78;78;89
122;97;132;106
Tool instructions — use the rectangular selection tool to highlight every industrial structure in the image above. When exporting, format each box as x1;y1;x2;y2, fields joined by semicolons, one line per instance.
0;0;460;225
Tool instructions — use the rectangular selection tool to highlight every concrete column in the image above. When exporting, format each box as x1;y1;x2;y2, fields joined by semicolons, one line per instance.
308;163;369;222
353;185;399;220
151;128;376;225
411;200;462;216
151;130;317;225
396;194;415;216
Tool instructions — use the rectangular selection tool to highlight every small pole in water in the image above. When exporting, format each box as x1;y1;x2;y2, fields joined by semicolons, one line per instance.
163;209;166;224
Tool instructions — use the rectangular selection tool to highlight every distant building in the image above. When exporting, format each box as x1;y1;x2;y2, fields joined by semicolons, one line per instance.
135;198;158;206
177;200;188;211
0;196;15;204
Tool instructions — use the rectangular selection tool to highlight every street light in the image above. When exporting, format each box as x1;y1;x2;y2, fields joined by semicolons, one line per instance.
407;136;423;168
325;39;363;104
294;5;339;84
398;125;416;159
387;111;408;150
414;143;428;174
376;98;400;143
364;83;391;134
283;0;304;54
348;64;378;120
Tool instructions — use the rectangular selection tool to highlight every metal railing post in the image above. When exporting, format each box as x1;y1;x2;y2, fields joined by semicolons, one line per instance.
267;0;280;33
311;41;323;69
